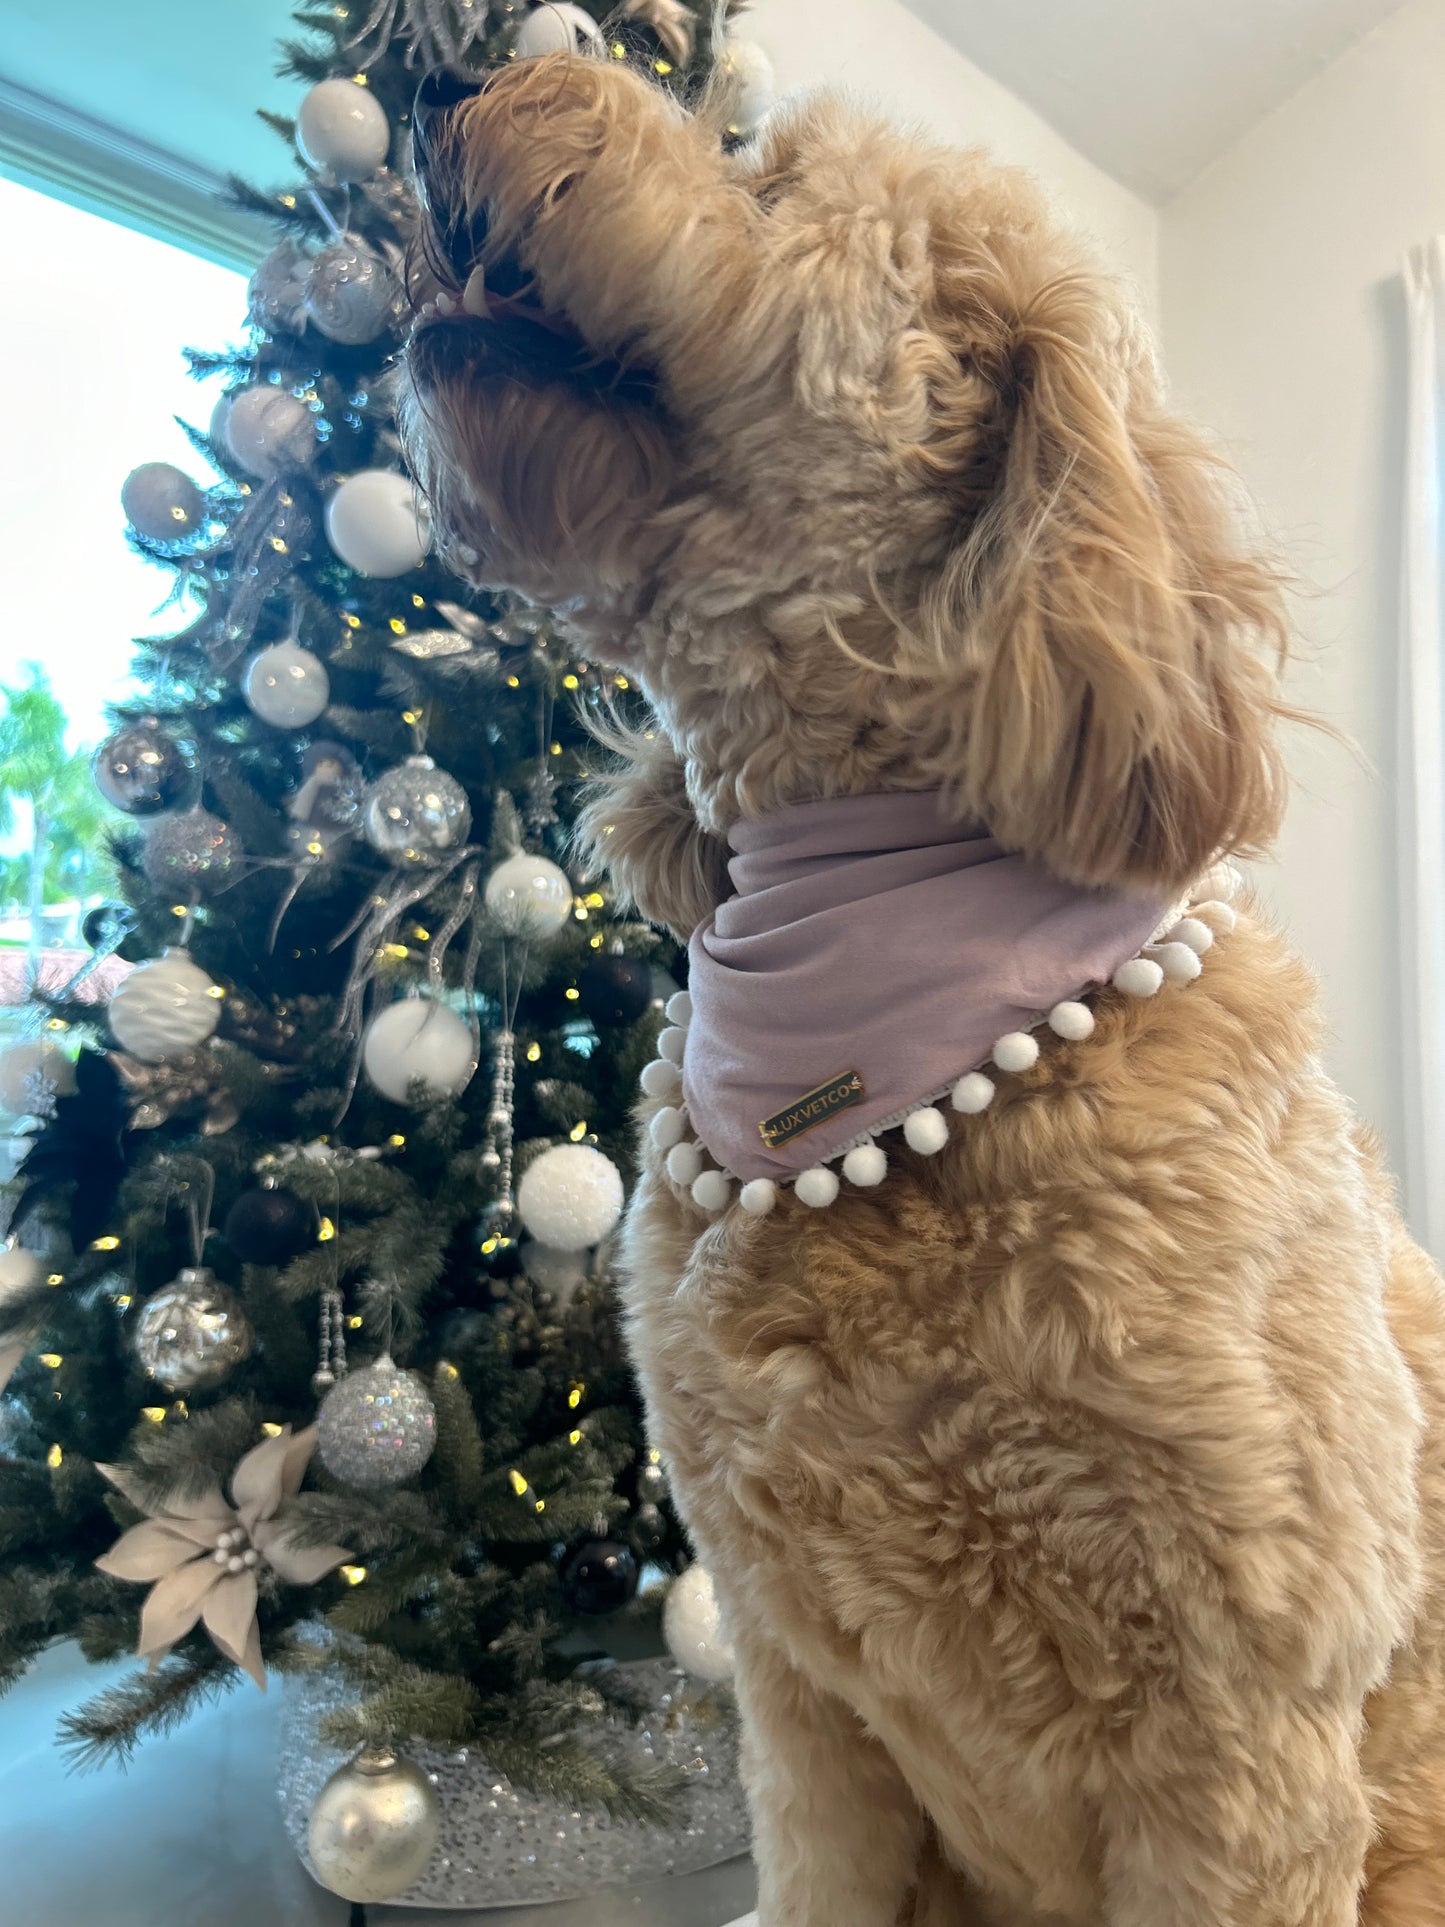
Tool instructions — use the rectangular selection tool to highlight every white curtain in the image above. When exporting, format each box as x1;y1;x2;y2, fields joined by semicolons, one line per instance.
1400;238;1445;1264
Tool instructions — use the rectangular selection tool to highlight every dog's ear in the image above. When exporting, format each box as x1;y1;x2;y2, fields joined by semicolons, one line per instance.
910;266;1289;892
572;727;731;942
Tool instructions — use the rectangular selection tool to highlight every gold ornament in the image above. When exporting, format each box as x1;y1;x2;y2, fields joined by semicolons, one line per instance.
307;1744;442;1901
94;1425;351;1687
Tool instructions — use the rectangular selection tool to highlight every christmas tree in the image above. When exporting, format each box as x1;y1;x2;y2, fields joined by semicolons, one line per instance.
0;1;759;1902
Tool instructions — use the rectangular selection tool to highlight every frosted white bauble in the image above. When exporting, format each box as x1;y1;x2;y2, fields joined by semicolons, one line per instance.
121;462;205;540
718;36;775;134
517;1143;623;1252
224;385;316;479
484;852;573;939
515;2;605;58
305;238;403;345
325;470;430;577
521;1241;589;1307
0;1246;43;1304
0;1040;76;1116
108;950;222;1063
243;641;331;728
296;77;391;183
362;999;474;1104
663;1564;735;1685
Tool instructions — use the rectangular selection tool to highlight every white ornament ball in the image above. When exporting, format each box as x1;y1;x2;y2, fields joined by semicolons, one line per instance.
842;1142;887;1187
243;641;330;728
316;1355;437;1489
0;1246;43;1304
665;1141;702;1187
484;851;573;938
951;1071;995;1114
296;77;392;183
109;950;222;1063
515;2;605;58
362;999;474;1104
663;1564;735;1685
1047;1000;1096;1042
517;1143;623;1251
649;1105;687;1152
0;1041;76;1116
521;1241;589;1307
903;1106;950;1155
325;469;430;577
224;385;316;478
690;1169;731;1213
718;36;775;134
307;1743;441;1902
795;1165;840;1209
121;462;205;540
738;1178;777;1215
639;1058;682;1100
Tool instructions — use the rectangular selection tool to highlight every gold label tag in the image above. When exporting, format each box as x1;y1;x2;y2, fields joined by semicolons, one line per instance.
759;1070;866;1149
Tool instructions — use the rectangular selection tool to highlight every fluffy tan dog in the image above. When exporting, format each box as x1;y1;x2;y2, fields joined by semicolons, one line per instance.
401;52;1445;1926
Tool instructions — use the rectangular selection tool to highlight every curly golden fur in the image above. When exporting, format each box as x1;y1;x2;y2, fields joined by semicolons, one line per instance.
402;51;1445;1925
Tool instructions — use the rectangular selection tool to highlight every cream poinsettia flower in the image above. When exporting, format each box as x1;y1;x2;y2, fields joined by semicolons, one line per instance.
95;1423;351;1690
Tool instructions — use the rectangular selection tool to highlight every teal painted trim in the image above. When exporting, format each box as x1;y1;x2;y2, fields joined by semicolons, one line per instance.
0;73;270;271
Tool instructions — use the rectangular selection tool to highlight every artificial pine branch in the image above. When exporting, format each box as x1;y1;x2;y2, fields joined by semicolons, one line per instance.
118;1398;263;1508
318;1672;482;1751
430;1365;485;1512
57;1649;238;1772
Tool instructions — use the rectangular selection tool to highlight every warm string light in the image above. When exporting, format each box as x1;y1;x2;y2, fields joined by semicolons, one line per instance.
340;1564;368;1586
47;1444;62;1469
525;1042;541;1063
261;1421;284;1438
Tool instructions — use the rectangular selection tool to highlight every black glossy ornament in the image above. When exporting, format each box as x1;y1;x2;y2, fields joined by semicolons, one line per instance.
223;1184;318;1266
93;719;196;816
558;1537;639;1615
81;904;138;954
575;954;652;1028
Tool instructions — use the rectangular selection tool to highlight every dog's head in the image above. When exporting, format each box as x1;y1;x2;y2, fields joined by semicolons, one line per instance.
402;54;1287;929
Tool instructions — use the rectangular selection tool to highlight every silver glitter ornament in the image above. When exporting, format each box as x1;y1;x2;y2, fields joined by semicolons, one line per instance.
361;756;470;863
306;1743;441;1902
132;1268;254;1393
316;1354;437;1488
279;1653;749;1907
248;237;312;335
94;718;196;816
305;238;404;345
122;462;205;540
141;809;240;894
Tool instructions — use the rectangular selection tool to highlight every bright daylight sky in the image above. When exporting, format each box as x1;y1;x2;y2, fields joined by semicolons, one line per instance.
0;179;246;753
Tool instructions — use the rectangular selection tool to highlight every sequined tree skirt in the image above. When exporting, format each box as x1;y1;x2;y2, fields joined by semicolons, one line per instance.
277;1656;752;1909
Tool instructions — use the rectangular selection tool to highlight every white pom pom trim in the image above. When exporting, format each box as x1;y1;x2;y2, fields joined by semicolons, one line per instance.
650;1105;686;1152
664;991;693;1027
992;1031;1040;1074
795;1166;840;1208
951;1071;995;1114
1149;941;1204;984
903;1107;950;1155
1198;859;1242;902
691;1169;732;1213
842;1143;887;1187
640;1057;683;1099
658;1026;687;1066
739;1178;777;1215
1167;916;1213;955
1113;957;1164;998
1190;898;1237;936
666;1141;703;1186
1047;1000;1095;1042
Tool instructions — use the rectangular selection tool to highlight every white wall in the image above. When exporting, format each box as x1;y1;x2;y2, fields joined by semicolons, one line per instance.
748;0;1159;316
1162;0;1445;1181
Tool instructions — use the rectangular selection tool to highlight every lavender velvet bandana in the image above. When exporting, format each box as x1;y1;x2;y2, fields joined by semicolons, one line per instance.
679;791;1171;1186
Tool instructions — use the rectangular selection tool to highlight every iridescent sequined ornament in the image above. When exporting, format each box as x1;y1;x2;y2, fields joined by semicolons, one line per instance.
141;809;240;894
315;1354;437;1488
132;1267;254;1393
